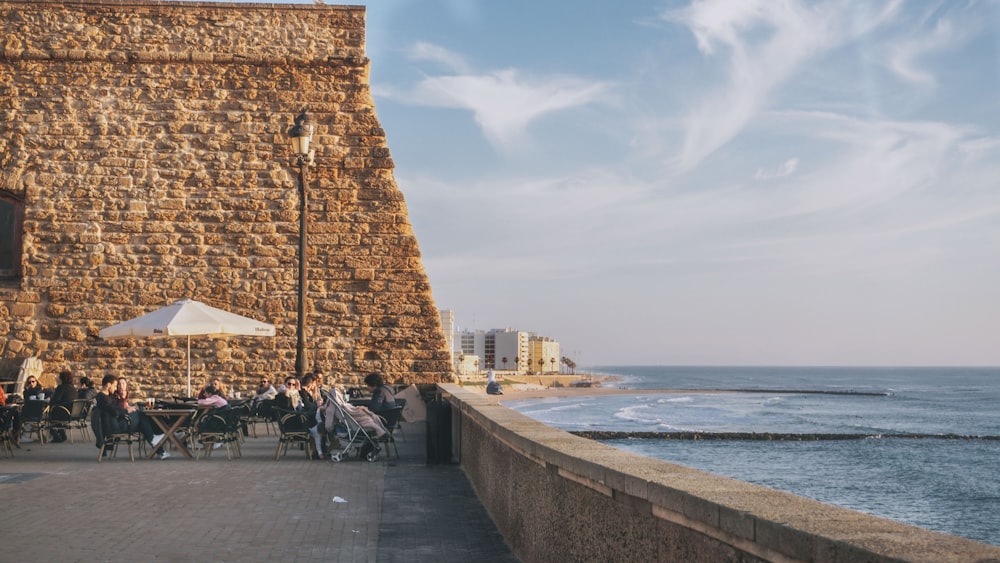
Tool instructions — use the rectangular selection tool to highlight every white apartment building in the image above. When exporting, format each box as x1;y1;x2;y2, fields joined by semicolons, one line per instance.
439;309;455;368
493;328;529;372
450;321;561;374
455;329;487;375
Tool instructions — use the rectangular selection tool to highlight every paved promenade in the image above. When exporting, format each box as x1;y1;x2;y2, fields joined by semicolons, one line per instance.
0;419;518;562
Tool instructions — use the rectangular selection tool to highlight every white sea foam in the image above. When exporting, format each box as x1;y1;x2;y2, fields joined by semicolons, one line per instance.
613;405;664;425
658;396;694;404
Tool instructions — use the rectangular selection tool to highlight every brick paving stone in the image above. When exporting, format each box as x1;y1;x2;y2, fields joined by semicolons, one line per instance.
0;418;517;562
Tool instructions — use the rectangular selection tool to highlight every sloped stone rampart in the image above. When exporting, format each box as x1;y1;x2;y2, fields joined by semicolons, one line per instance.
0;0;452;393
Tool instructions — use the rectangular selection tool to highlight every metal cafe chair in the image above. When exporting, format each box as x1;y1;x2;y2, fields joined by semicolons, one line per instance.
0;407;17;457
273;408;315;461
376;406;405;459
19;399;49;445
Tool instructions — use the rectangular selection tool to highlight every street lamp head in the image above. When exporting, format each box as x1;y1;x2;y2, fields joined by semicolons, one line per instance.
288;110;313;156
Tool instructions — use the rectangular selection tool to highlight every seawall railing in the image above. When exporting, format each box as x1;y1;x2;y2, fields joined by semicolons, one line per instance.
437;384;1000;563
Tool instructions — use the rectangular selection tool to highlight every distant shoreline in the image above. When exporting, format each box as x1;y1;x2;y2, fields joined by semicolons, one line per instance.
466;377;891;400
503;386;699;399
458;371;893;401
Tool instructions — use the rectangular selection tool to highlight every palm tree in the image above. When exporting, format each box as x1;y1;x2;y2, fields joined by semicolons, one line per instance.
514;357;519;373
561;356;576;375
537;358;544;373
550;357;556;373
502;357;508;371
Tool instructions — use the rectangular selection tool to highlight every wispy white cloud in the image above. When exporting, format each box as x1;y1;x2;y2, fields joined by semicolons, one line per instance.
754;157;798;180
879;0;990;88
885;18;955;85
367;0;1000;364
385;43;612;151
663;0;903;171
407;41;470;73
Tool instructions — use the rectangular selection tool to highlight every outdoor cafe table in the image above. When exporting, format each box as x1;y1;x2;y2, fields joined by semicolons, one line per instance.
145;408;197;459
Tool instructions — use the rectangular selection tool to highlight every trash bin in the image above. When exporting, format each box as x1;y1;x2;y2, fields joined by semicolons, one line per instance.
425;398;452;464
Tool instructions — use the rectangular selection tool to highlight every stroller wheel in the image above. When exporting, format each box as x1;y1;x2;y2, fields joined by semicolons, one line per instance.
331;452;344;463
365;450;380;462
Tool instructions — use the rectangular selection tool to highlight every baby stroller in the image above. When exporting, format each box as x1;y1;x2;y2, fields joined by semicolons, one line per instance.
322;389;389;462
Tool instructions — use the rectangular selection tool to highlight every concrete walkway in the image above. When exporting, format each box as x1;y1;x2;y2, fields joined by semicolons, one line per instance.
0;419;518;562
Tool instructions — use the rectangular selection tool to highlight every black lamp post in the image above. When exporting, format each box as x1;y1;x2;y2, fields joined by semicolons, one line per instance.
288;110;313;379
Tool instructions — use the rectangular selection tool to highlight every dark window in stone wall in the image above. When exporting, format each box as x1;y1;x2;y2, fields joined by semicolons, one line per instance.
0;193;23;279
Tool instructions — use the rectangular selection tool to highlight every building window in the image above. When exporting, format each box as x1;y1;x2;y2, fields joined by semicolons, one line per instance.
0;193;24;279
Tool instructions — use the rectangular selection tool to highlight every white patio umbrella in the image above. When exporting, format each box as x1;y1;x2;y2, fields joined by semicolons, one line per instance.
99;299;276;396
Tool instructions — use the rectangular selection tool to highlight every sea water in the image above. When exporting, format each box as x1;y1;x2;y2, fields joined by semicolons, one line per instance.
506;366;1000;546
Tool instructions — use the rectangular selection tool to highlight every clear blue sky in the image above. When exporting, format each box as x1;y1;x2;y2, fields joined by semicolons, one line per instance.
199;1;1000;367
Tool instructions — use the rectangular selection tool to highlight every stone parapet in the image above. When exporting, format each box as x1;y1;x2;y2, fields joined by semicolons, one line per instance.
440;384;1000;562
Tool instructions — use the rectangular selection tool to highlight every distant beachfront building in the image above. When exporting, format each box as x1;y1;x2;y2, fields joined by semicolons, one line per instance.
439;310;455;368
455;329;487;374
450;323;560;374
493;329;529;372
529;336;561;375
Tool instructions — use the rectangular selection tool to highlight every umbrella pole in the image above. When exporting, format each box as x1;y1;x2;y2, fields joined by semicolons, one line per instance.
187;335;192;397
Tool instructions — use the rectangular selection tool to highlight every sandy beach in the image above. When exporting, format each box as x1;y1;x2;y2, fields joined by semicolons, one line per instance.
501;385;704;399
460;373;711;400
463;374;891;400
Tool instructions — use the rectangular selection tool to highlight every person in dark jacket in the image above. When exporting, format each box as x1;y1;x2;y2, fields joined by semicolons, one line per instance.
298;374;324;460
93;374;123;456
364;373;396;416
95;376;167;458
48;370;77;442
22;375;45;400
78;376;98;401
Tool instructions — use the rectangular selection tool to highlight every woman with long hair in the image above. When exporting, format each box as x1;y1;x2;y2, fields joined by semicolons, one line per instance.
112;377;169;459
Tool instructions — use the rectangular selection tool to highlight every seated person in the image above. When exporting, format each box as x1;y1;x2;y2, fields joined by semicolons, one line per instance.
274;376;302;411
312;370;329;397
198;377;225;400
22;375;46;400
274;376;323;460
364;373;397;416
0;386;20;441
197;387;229;408
252;377;277;402
108;376;168;458
77;376;98;401
49;370;78;442
300;374;325;459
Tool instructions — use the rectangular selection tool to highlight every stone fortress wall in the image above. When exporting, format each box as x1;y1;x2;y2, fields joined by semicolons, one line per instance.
0;0;453;394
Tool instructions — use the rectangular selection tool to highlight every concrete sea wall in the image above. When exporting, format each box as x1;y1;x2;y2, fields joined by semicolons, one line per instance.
439;384;1000;562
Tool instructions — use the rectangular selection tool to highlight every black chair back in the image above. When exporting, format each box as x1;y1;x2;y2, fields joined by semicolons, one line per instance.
21;399;48;422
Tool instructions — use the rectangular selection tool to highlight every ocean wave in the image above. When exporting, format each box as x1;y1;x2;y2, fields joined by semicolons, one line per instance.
613;405;666;425
657;396;694;404
654;422;696;432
